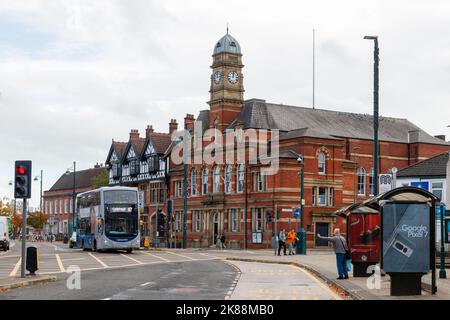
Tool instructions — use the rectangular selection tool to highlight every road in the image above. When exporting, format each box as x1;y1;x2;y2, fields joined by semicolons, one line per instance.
0;241;341;300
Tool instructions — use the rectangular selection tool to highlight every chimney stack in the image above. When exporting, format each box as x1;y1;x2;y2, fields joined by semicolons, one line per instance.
184;114;195;131
146;125;154;138
169;119;178;134
129;129;140;140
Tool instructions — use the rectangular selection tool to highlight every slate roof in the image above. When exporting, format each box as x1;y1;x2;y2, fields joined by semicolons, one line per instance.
196;110;210;133
49;167;107;192
105;141;127;165
228;99;449;145
397;152;449;178
147;133;172;155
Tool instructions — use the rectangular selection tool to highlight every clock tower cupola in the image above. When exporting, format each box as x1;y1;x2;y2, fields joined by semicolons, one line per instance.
209;30;244;132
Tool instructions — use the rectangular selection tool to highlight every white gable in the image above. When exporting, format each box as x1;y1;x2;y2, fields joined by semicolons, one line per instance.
145;142;156;156
127;146;136;159
111;151;118;162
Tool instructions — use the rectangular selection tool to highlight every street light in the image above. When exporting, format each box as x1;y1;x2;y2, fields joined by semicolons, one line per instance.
364;35;379;196
33;170;43;234
65;161;76;236
296;155;307;255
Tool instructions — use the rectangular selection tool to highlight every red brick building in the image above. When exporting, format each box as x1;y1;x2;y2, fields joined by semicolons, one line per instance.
164;32;450;249
43;165;106;237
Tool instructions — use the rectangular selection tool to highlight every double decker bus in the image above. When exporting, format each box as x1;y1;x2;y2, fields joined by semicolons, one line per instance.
76;186;140;253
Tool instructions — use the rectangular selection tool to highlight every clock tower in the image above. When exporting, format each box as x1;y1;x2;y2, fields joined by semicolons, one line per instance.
209;31;244;133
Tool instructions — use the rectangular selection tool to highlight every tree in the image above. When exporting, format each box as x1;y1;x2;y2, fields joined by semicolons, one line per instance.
27;211;48;230
91;170;109;189
11;213;22;237
0;199;13;217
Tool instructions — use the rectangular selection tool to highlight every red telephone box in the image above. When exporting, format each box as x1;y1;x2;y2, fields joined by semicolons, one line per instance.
337;205;381;277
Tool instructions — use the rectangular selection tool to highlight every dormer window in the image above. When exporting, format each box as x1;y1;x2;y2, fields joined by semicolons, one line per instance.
216;42;221;48
230;41;236;47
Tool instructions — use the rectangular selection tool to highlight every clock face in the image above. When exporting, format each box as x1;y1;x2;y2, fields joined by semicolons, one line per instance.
213;71;222;84
227;71;239;84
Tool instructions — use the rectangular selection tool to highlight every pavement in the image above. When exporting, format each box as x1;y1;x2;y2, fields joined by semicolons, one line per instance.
202;248;450;300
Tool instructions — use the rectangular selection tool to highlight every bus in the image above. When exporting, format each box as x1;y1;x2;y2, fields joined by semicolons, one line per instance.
75;186;140;253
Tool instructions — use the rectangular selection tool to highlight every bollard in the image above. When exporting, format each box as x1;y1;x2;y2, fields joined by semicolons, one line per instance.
26;246;39;276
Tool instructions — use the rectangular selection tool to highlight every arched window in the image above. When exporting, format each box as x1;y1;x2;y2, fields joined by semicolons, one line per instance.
237;164;245;193
318;152;326;174
225;165;232;194
202;168;209;195
190;169;198;196
213;166;221;193
369;168;375;196
357;167;366;196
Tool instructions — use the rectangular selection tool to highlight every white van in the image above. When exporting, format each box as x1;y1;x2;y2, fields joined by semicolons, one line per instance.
0;217;10;251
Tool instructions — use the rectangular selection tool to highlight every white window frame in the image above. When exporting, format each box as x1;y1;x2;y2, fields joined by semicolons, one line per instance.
225;165;232;194
431;181;444;201
318;152;326;174
357;167;366;196
202;168;209;195
213;166;221;193
190;169;198;196
254;208;263;232
237;164;245;193
230;209;239;232
369;168;375;196
318;187;327;207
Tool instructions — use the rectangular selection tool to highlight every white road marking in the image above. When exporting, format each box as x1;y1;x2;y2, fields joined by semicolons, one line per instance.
164;251;196;261
142;252;170;262
88;253;108;268
9;258;21;276
120;253;143;264
101;298;112;300
55;254;66;272
140;282;153;287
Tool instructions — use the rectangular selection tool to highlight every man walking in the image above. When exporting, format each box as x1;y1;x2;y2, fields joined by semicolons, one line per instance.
278;229;287;256
317;228;349;279
220;234;226;249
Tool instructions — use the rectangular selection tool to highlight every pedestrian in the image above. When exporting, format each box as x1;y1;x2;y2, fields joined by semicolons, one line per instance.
220;234;226;249
286;229;296;255
271;232;279;256
317;228;349;280
278;229;287;256
216;235;221;250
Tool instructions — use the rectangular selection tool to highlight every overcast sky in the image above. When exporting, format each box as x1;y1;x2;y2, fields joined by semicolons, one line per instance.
1;0;450;208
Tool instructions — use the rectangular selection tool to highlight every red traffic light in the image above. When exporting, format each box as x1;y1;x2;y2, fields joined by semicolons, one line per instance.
16;166;26;175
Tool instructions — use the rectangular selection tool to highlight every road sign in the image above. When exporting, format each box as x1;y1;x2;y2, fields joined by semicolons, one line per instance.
293;208;299;218
379;173;393;194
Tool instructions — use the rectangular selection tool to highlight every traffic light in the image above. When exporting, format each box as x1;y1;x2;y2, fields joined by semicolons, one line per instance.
14;160;32;199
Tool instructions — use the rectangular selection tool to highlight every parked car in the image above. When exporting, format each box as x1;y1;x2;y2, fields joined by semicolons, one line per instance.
69;231;77;248
0;217;10;251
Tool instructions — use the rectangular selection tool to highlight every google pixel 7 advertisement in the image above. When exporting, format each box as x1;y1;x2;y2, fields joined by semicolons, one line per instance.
382;203;430;273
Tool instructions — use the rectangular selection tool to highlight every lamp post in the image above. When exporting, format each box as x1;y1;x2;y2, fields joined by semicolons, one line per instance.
182;125;188;249
440;203;447;279
65;161;76;236
296;155;306;255
33;170;43;235
364;35;379;196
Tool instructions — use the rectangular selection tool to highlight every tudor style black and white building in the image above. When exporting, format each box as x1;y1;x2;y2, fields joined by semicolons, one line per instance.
105;124;174;242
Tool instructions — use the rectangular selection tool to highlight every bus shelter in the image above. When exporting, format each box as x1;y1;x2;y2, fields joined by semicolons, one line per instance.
361;186;439;296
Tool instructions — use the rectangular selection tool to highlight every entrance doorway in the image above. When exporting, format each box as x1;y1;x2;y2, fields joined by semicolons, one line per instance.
315;222;330;247
212;212;219;245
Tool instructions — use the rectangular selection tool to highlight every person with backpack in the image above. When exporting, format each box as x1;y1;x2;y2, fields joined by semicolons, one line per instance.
317;228;349;279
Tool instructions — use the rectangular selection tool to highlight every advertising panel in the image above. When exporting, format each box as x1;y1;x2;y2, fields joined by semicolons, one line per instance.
410;181;430;191
382;202;430;273
379;174;393;194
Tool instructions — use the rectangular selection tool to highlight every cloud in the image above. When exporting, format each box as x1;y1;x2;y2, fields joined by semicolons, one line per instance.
1;0;450;207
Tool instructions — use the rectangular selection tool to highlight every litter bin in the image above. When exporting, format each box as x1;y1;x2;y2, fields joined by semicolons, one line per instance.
63;235;69;244
26;246;39;275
